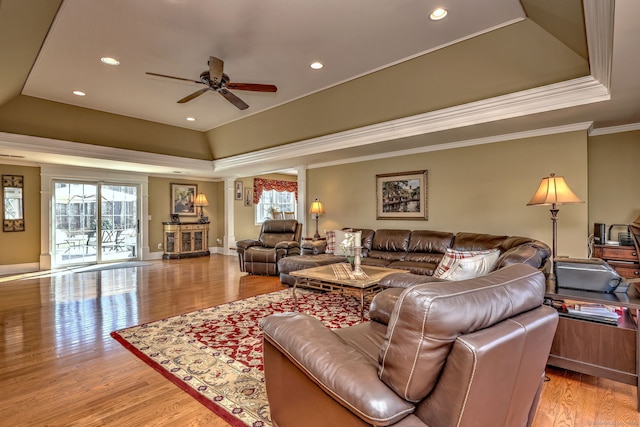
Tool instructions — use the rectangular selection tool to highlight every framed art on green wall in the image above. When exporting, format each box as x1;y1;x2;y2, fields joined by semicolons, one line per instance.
171;183;197;216
376;170;428;220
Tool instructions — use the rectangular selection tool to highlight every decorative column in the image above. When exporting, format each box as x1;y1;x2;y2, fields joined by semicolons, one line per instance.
296;165;307;237
223;177;236;256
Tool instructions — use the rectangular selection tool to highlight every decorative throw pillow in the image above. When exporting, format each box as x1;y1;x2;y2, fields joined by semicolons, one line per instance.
433;248;500;281
325;229;352;255
325;230;336;254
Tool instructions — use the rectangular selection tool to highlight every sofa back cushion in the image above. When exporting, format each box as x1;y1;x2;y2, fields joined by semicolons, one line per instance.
259;220;300;248
405;230;455;262
452;232;508;252
495;244;543;270
378;264;545;402
352;228;375;254
368;229;411;261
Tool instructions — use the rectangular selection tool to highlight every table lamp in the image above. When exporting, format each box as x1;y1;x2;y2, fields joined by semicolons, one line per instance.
194;193;209;222
309;198;325;240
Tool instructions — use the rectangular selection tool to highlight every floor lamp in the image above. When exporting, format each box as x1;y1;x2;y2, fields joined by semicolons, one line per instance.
527;173;583;287
309;198;325;240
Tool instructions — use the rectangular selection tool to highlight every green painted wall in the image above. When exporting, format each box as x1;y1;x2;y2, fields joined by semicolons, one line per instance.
233;173;297;242
0;164;41;264
0;96;211;160
308;130;590;257
588;130;640;226
148;177;223;254
3;128;640;267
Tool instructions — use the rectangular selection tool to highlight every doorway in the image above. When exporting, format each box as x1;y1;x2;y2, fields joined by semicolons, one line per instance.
53;181;139;267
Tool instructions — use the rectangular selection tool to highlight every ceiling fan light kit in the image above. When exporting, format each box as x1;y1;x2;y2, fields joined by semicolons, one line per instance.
146;56;277;111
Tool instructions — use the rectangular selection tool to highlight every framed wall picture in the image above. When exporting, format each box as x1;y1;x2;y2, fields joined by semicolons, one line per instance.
235;181;243;200
376;170;428;220
244;188;253;207
170;183;197;216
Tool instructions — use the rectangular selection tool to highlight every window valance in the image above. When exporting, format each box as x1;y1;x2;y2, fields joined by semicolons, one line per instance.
253;178;298;205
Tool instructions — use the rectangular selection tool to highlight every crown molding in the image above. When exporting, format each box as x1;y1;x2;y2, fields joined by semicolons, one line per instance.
212;76;609;174
584;0;615;88
0;131;213;175
308;122;594;169
589;122;640;136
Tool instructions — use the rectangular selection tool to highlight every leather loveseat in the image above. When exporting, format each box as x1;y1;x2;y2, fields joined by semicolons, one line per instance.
260;264;559;427
278;228;551;286
236;219;302;275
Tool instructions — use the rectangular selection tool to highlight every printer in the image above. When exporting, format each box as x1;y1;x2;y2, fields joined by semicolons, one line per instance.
554;258;626;293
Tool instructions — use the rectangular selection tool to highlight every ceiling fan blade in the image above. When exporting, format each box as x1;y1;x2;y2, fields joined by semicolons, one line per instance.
218;88;249;110
146;72;203;85
177;88;209;103
209;56;224;84
227;82;277;93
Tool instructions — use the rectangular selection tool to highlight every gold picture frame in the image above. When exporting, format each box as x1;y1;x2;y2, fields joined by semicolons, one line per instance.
170;183;197;216
376;170;428;220
3;175;25;232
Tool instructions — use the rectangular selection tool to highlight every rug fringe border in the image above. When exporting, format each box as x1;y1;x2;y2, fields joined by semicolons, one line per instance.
110;330;248;427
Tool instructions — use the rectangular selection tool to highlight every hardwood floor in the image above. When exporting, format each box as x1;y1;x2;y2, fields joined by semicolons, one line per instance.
0;255;638;426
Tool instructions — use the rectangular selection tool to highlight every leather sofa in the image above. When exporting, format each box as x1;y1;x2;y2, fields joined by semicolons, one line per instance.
235;219;302;275
260;264;558;427
278;228;551;286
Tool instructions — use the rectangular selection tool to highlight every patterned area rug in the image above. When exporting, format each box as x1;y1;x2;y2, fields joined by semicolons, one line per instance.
111;289;369;427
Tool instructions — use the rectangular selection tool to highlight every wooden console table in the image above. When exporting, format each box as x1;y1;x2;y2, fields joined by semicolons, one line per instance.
545;286;640;410
594;244;640;279
162;221;210;259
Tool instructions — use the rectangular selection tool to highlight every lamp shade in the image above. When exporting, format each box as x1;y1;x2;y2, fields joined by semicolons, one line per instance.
194;193;209;207
309;199;325;215
527;174;583;206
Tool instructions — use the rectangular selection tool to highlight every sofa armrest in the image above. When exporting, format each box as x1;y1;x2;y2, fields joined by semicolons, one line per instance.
301;240;327;255
378;272;446;289
260;312;414;425
370;287;405;325
236;239;261;251
275;240;300;250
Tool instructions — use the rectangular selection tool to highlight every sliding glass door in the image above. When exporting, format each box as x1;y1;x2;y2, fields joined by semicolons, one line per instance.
53;181;139;266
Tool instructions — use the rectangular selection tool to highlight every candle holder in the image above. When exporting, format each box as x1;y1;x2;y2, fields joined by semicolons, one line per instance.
353;245;362;273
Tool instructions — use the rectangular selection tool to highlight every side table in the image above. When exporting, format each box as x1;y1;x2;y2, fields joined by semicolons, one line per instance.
545;286;640;411
594;244;640;279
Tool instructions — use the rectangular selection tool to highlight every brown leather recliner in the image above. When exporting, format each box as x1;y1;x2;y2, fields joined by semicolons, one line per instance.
236;219;302;275
260;264;558;427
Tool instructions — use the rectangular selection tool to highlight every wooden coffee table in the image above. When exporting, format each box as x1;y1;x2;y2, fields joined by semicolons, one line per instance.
290;263;405;320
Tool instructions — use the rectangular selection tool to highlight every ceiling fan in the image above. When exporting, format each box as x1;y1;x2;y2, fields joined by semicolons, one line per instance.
146;56;277;110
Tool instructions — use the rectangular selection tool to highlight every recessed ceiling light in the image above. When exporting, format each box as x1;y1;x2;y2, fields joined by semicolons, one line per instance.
310;62;323;70
429;7;448;20
100;57;120;65
186;117;196;121
72;90;86;96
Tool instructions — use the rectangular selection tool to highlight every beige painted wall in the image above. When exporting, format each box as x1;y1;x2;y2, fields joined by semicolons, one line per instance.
148;177;223;253
588;130;640;229
233;173;297;242
0;164;41;264
308;130;589;258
